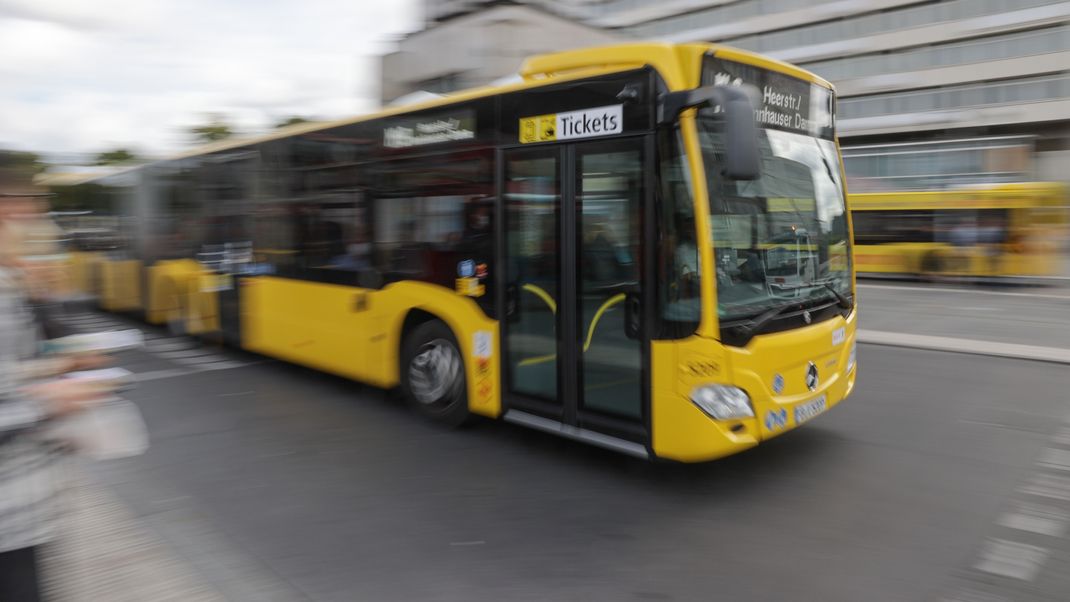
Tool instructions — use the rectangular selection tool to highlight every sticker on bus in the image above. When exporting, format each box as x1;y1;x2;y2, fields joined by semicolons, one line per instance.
832;327;845;346
473;331;492;359
519;104;622;144
794;395;827;425
455;277;484;297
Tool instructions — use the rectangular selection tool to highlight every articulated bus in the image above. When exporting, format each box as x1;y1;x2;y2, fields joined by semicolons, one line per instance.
50;43;857;462
850;182;1068;279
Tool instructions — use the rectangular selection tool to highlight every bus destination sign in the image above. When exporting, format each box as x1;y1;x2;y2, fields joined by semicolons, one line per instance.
384;109;476;149
702;57;835;140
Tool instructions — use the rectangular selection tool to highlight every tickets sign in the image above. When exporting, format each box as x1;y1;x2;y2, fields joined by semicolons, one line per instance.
519;104;623;144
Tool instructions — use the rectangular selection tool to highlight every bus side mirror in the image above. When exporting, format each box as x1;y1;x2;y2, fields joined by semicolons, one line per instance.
659;84;762;181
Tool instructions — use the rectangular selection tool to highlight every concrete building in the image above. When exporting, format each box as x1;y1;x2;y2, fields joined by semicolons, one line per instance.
387;0;1069;186
598;0;1070;188
380;2;621;105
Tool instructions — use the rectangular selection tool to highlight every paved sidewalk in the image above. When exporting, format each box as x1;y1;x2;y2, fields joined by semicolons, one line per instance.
42;472;227;602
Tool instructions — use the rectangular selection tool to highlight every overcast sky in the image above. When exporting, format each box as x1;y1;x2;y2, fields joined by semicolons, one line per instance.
0;0;421;161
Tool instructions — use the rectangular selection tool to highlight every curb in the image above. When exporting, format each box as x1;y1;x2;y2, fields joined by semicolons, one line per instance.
858;330;1070;365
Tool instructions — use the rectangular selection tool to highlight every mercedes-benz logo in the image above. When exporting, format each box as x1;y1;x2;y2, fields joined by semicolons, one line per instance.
803;310;812;324
805;362;819;391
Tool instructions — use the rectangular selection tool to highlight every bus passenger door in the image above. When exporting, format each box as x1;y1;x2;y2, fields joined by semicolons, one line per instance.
502;137;649;444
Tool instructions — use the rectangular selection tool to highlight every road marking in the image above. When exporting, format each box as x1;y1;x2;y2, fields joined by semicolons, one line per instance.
146;340;200;352
996;502;1068;537
196;360;254;371
1038;448;1070;471
131;368;193;383
859;283;1070;301
449;540;486;546
1020;473;1070;501
940;590;1011;602
153;348;222;359
858;330;1070;364
974;539;1048;580
171;354;237;365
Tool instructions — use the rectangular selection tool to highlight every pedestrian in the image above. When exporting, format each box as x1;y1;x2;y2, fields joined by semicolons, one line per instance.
0;166;107;601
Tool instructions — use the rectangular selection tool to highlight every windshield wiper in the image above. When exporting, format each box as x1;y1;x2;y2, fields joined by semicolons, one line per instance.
774;279;853;310
737;302;798;338
820;281;852;309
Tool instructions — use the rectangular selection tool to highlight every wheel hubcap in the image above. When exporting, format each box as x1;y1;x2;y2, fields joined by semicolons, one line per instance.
409;338;461;405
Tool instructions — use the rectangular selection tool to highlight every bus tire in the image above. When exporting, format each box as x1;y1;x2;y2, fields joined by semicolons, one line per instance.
400;320;471;427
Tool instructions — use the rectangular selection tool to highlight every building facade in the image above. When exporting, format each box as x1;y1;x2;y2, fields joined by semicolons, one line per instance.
388;0;1069;187
381;2;621;105
598;0;1070;189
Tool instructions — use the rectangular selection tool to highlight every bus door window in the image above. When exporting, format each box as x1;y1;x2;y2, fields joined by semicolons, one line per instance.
504;153;560;402
576;143;644;420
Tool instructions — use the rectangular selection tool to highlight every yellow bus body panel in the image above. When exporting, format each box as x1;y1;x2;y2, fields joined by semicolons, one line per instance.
653;311;857;462
66;251;104;296
520;42;833;92
186;273;224;335
240;277;501;418
850;183;1068;278
98;259;143;312
145;259;204;324
651;337;758;462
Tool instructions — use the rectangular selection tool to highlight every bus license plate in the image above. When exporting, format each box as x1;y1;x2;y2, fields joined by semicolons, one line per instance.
794;395;827;425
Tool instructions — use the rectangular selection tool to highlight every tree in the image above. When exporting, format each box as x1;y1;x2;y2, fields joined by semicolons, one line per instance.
94;148;138;165
189;114;234;144
0;149;45;174
275;116;313;129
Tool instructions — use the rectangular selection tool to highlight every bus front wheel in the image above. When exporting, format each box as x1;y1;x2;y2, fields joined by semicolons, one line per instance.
400;320;471;427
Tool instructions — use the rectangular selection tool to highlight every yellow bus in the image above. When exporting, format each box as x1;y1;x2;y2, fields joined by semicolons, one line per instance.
850;182;1068;279
51;43;857;462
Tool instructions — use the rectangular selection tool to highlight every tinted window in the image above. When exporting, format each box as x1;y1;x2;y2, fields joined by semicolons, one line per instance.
370;149;495;312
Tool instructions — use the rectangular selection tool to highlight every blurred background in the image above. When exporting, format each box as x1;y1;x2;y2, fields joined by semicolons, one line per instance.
2;1;1070;601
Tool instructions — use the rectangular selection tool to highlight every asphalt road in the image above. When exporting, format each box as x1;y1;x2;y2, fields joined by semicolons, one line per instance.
857;281;1070;349
62;283;1070;602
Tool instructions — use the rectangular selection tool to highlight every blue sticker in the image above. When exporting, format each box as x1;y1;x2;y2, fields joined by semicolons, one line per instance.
772;373;785;395
458;259;475;278
764;408;788;431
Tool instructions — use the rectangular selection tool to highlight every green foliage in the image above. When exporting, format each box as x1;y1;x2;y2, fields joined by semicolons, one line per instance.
94;148;138;165
275;116;313;129
190;114;234;143
0;149;45;174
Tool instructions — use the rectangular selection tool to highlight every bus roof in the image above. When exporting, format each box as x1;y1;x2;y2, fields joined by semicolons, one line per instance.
48;42;835;186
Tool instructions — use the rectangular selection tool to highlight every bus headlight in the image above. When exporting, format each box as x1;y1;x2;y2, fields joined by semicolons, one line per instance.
690;385;754;420
847;341;857;374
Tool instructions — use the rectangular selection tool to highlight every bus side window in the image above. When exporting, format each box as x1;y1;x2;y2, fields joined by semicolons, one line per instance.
656;128;700;339
374;195;493;284
370;151;495;313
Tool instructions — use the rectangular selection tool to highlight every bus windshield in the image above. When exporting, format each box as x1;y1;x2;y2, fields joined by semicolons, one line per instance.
698;119;852;321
